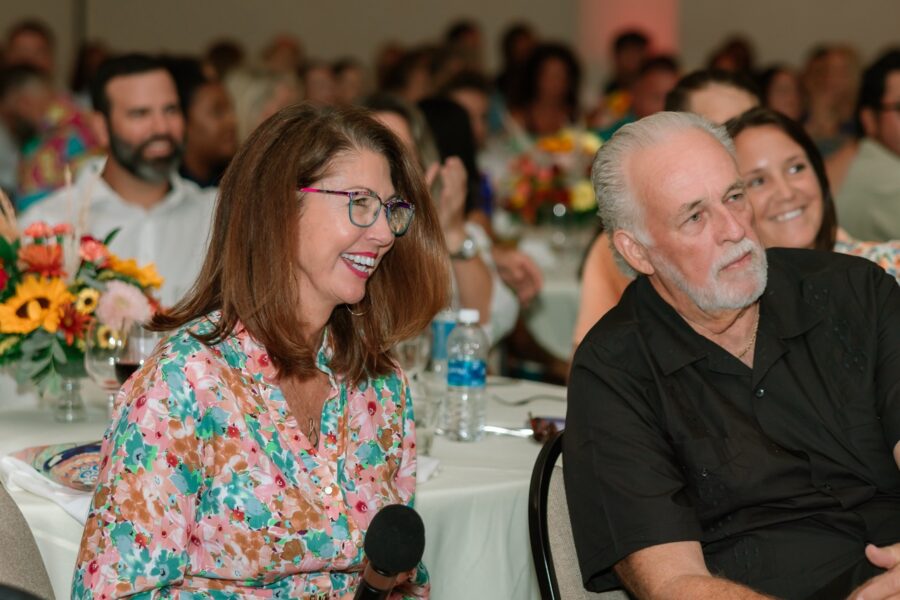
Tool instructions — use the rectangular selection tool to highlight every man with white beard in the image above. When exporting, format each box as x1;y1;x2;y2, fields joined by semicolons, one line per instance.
20;54;215;307
565;111;900;600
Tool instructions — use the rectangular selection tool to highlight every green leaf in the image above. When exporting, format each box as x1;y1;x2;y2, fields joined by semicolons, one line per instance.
49;337;67;364
0;236;18;268
102;228;120;246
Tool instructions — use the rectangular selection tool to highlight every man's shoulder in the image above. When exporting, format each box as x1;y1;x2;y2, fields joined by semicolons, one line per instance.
767;247;887;282
574;281;645;366
842;139;900;192
19;186;74;227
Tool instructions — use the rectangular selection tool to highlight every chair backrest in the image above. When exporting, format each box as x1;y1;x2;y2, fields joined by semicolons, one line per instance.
528;431;629;600
0;483;54;600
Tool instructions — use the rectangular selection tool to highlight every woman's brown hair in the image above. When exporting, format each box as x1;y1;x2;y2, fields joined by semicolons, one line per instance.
154;103;451;384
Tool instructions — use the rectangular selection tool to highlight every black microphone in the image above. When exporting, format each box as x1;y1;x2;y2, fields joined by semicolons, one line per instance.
354;504;426;600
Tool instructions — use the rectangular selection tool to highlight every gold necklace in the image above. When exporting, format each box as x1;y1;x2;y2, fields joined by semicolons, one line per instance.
736;308;760;359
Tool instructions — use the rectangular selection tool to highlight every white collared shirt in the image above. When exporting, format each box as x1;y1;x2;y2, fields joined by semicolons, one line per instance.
19;159;216;306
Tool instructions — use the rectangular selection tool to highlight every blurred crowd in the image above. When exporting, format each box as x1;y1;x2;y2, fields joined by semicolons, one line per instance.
0;17;898;379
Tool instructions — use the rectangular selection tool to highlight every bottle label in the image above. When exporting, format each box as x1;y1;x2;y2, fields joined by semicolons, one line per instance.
447;359;486;387
431;319;456;361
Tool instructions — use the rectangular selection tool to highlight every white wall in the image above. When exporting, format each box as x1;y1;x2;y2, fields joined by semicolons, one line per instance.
680;0;900;70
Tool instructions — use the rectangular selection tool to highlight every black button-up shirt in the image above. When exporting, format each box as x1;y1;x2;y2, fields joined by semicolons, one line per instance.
564;249;900;598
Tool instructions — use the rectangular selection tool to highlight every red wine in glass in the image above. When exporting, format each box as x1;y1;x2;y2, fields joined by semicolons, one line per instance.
114;362;141;385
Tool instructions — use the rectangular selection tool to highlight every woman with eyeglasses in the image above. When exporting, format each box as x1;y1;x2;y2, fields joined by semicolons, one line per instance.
73;104;449;598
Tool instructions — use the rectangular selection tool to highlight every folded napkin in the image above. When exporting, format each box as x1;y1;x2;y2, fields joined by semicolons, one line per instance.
417;455;440;483
0;452;93;524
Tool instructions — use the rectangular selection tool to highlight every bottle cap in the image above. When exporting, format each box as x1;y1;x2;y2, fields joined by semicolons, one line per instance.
457;308;480;324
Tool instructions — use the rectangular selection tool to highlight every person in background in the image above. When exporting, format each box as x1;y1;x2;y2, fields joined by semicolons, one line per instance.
332;57;367;105
597;55;679;138
508;42;582;138
706;35;756;75
444;19;484;73
438;72;545;307
575;74;762;349
757;64;805;122
363;93;496;334
3;20;55;75
665;68;761;125
204;38;245;81
300;60;337;106
19;54;216;307
380;46;434;105
603;30;649;97
167;57;238;188
260;33;304;76
728;106;900;280
833;50;900;242
566;110;900;600
224;67;301;143
5;19;102;210
68;40;110;109
0;65;53;198
73;103;446;598
803;44;861;157
494;21;537;108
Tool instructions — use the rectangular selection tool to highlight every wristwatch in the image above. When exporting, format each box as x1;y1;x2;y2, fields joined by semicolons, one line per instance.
450;236;478;260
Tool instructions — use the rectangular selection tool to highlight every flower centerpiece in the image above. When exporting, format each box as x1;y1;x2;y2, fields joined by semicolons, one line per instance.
0;217;162;400
499;127;602;226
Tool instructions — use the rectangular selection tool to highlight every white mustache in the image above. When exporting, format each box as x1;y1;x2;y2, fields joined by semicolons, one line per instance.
712;238;761;273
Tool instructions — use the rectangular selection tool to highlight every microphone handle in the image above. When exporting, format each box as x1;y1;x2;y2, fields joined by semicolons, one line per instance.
353;562;398;600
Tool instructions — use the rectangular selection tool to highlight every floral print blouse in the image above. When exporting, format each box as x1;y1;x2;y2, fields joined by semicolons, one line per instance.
73;315;428;599
835;228;900;283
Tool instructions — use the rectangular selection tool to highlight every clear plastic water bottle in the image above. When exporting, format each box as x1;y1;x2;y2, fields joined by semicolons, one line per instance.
429;308;456;383
444;308;489;442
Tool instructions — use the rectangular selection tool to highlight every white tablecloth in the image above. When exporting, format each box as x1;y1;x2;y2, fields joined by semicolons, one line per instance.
519;227;592;362
0;375;567;600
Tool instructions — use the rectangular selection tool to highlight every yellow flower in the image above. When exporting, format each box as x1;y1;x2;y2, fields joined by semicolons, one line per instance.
580;131;603;156
108;255;164;289
571;179;597;212
0;275;74;334
75;288;100;315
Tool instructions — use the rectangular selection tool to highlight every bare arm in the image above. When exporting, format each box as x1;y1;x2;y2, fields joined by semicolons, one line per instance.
573;233;632;349
848;543;900;600
428;158;493;325
615;541;774;600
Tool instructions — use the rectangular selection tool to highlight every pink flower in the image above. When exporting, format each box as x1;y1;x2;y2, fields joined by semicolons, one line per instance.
80;238;110;265
23;222;53;239
95;280;152;331
52;223;73;236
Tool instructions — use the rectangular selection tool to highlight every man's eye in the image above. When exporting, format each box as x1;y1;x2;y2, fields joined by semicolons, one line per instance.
728;192;745;203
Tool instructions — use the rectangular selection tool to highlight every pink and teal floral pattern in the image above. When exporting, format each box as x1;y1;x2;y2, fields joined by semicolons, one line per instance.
73;314;427;599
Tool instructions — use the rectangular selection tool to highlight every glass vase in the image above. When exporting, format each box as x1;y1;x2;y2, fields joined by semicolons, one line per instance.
54;377;86;423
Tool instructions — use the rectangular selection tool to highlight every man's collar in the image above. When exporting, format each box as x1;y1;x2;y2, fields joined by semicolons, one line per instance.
637;250;824;376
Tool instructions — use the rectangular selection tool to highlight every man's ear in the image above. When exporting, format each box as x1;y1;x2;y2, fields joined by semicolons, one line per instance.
613;229;654;276
860;107;878;139
90;111;110;149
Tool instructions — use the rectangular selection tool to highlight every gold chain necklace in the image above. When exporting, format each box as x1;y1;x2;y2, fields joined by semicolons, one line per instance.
736;308;760;359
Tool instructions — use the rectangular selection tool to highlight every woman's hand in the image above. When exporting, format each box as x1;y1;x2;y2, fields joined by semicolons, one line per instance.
425;157;468;252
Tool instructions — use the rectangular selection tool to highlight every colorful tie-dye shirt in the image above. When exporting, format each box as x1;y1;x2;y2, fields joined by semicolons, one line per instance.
73;315;428;599
834;228;900;283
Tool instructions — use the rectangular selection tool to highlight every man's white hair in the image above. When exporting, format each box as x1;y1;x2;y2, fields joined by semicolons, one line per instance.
591;111;736;275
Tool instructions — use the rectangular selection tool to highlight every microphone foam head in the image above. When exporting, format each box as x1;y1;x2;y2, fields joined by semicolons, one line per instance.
363;504;426;575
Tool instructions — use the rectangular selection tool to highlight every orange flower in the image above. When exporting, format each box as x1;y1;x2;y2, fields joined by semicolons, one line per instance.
58;303;91;345
18;243;65;277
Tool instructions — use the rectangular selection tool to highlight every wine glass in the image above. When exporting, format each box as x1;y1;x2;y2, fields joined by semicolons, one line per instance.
114;323;163;387
84;320;126;416
395;332;431;381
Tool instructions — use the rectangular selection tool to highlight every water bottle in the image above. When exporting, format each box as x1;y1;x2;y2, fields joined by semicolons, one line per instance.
429;308;456;383
445;308;489;442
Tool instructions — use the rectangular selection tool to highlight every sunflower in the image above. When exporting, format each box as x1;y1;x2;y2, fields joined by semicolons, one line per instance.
75;288;100;315
0;275;74;334
107;255;164;289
